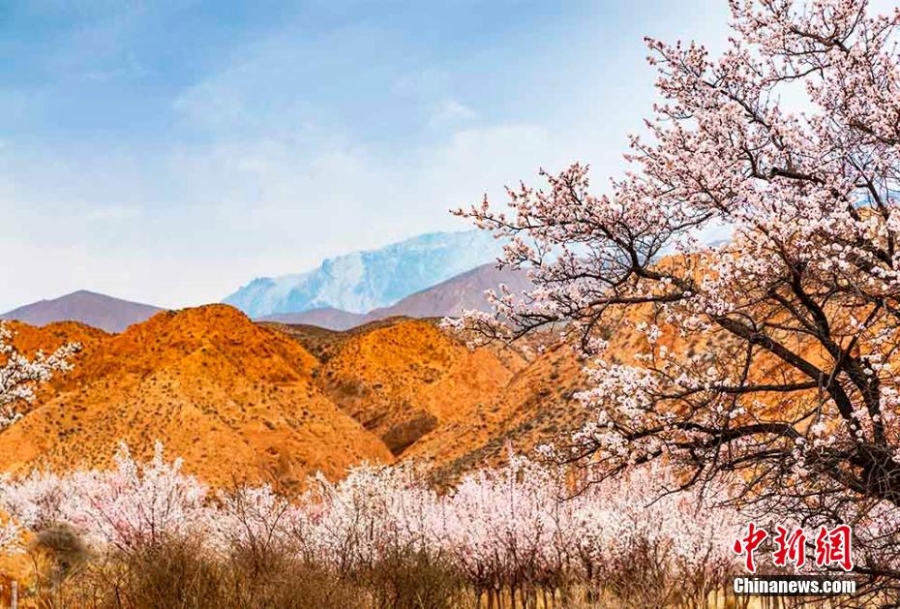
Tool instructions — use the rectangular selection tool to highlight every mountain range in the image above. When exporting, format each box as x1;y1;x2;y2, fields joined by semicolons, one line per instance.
260;308;368;331
259;263;532;330
0;251;756;489
1;231;526;333
223;230;507;318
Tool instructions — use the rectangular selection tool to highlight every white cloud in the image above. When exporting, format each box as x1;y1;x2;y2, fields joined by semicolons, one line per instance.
172;79;250;131
428;100;477;127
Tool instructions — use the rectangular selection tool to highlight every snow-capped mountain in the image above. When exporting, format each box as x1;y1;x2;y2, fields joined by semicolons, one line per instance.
223;231;506;318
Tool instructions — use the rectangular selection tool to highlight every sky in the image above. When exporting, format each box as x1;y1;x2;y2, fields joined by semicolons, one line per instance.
0;0;736;311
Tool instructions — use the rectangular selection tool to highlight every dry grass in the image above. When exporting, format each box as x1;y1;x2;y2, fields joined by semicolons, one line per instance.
19;536;469;609
9;523;867;609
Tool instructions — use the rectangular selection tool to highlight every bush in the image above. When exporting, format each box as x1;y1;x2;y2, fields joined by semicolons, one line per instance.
45;535;368;609
29;523;92;607
363;550;466;609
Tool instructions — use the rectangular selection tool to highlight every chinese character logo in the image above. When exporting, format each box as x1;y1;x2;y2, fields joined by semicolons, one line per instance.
773;525;806;568
733;522;768;573
733;523;853;573
815;524;853;571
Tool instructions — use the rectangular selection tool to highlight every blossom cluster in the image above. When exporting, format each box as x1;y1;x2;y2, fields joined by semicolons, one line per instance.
0;321;78;432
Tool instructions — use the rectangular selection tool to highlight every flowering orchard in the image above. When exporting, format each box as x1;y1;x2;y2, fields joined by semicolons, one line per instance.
0;444;752;607
449;0;900;589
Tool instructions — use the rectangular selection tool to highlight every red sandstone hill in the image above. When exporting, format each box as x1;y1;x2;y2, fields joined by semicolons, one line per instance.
1;305;392;488
2;307;583;486
305;318;526;455
0;304;670;488
2;303;732;489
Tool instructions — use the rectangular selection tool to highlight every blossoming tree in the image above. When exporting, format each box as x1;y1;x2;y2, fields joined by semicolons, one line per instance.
0;322;76;433
452;0;900;583
0;321;76;551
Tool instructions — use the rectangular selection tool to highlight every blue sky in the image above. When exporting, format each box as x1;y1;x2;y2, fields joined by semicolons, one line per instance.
0;0;733;311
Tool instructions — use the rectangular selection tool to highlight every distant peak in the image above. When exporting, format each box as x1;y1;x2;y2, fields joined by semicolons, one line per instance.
1;290;165;334
65;290;106;298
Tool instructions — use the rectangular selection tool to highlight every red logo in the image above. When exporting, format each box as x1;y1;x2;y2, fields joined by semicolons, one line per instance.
814;524;853;571
733;523;853;573
773;525;806;568
733;522;768;573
